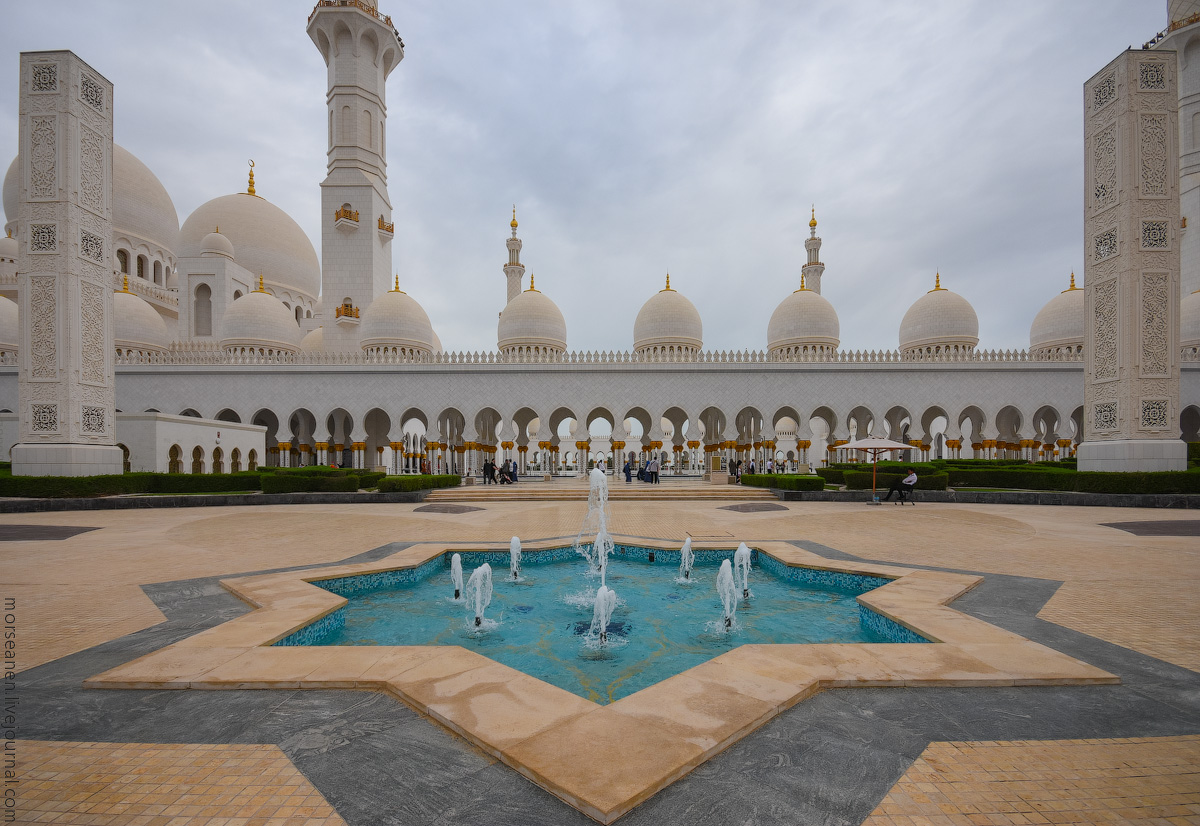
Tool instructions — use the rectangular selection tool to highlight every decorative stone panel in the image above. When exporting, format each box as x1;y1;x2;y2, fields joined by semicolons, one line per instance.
79;74;105;113
1094;227;1118;260
78;125;104;212
30;63;57;93
1139;399;1169;429
1093;124;1118;209
79;229;104;263
1138;61;1167;91
1140;114;1169;198
1140;272;1170;377
1093;278;1118;381
31;404;57;432
79;281;105;384
29;224;56;253
1093;72;1117;111
81;405;105;434
1140;220;1169;249
1093;401;1118;431
28;116;56;199
28;275;56;378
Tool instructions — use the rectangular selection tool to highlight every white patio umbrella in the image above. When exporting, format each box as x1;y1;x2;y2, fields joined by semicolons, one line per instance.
841;437;915;494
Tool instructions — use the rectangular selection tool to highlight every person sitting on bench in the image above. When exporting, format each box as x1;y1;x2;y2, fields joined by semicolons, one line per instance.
882;468;918;502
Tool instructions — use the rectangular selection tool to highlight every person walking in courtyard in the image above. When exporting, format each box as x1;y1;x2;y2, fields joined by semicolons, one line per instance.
881;467;918;502
623;458;632;483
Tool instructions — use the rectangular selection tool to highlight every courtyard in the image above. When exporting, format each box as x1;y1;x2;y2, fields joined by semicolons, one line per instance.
4;492;1200;824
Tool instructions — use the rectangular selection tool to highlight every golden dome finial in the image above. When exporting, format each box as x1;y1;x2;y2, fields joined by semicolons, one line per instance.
247;159;256;197
527;273;537;292
1066;271;1078;291
929;271;945;292
664;272;672;291
214;226;219;234
5;228;11;238
800;273;807;291
257;272;265;292
120;273;130;293
809;205;817;229
510;205;518;229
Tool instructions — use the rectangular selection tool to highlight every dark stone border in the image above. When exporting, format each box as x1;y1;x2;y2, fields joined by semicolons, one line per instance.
774;488;1200;509
0;489;431;513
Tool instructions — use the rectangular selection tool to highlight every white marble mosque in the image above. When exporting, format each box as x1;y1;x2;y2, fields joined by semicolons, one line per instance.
0;0;1198;476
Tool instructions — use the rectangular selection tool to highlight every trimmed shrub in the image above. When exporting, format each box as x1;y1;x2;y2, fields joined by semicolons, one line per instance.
1072;471;1200;495
844;471;948;491
357;471;387;488
741;474;824;491
816;468;844;484
0;472;263;498
1189;442;1200;462
377;474;462;492
260;474;361;494
946;468;1076;491
267;466;347;477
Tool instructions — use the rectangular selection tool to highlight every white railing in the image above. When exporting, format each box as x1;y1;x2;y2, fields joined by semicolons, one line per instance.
99;343;1107;367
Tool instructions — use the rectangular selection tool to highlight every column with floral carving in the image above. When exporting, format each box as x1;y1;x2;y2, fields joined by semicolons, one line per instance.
12;51;122;476
1079;50;1187;471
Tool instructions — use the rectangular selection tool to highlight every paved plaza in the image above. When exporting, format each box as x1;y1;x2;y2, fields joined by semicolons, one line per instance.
4;493;1200;824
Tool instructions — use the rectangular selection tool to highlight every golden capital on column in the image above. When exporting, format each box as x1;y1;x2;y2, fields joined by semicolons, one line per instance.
315;442;329;450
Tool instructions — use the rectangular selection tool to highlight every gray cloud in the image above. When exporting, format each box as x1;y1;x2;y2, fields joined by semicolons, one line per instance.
0;0;1163;353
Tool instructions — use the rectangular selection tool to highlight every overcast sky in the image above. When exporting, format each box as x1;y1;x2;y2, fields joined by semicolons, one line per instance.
0;1;1165;355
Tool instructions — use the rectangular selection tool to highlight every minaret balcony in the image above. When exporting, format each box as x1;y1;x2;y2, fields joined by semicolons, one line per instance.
378;215;394;240
335;303;361;327
335;207;360;232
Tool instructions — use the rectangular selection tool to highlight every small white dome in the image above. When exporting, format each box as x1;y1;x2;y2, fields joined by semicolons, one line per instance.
431;329;443;353
180;192;320;299
767;286;839;355
300;326;324;352
1030;278;1084;355
200;229;235;259
1182;289;1200;349
899;275;979;356
498;279;567;353
0;294;17;353
633;277;703;355
219;289;301;353
0;231;16;262
114;289;170;353
360;288;435;353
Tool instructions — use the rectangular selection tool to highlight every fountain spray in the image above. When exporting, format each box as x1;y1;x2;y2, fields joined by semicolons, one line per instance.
509;536;522;580
679;537;694;580
450;553;463;601
734;543;752;599
716;559;738;630
464;563;493;627
591;585;618;644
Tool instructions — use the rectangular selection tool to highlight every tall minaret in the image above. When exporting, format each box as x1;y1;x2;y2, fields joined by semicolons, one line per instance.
801;206;826;294
307;1;404;351
504;206;525;304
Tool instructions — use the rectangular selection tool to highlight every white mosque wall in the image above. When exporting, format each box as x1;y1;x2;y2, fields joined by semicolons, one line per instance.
115;412;265;474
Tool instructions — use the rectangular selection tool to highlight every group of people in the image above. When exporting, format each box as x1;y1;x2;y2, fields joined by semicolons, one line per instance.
482;458;518;485
623;458;660;483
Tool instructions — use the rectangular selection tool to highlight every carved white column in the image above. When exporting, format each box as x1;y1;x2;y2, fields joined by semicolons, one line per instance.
12;52;122;476
1078;51;1188;471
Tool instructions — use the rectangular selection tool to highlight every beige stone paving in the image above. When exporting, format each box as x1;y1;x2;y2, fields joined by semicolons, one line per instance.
862;735;1200;825
16;740;346;825
3;501;1199;672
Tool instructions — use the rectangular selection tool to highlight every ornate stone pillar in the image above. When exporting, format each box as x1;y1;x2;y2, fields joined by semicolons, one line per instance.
13;52;122;476
1079;50;1188;471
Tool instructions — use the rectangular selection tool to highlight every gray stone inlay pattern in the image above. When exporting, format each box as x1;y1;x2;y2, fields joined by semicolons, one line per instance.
0;524;100;541
413;503;486;514
1101;519;1200;536
16;538;1200;826
718;502;789;512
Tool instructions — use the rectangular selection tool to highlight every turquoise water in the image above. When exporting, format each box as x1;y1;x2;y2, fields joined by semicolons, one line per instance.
303;550;901;704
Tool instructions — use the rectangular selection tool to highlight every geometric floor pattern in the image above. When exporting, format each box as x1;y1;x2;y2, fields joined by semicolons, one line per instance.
4;496;1200;824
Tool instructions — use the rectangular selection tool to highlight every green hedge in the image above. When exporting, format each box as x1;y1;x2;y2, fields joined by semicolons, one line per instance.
945;466;1200;494
377;474;462;492
260;474;362;494
266;466;347;477
357;471;387;488
0;472;263;498
1189;442;1200;462
815;468;844;484
740;474;824;491
844;471;949;491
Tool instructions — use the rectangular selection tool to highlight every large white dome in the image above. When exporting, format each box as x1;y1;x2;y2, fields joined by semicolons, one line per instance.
1182;289;1200;351
114;288;170;353
497;278;567;355
767;283;839;356
180;192;320;299
219;289;301;353
899;275;979;357
360;286;435;354
0;294;17;354
6;145;180;255
1030;276;1084;356
633;276;703;356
